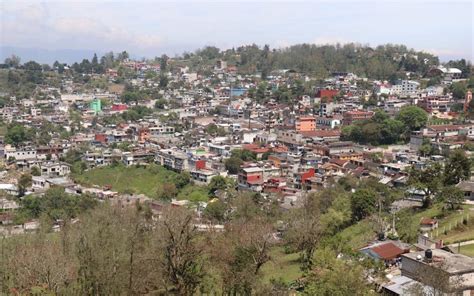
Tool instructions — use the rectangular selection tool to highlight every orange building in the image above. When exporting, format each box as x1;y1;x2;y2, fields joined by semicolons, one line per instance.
295;116;316;132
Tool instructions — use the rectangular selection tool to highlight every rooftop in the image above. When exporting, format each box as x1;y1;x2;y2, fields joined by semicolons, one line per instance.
402;249;474;274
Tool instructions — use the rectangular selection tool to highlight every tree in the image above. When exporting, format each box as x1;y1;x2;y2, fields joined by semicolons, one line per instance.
437;186;464;210
17;173;32;197
443;149;471;186
154;98;167;109
4;54;21;68
203;199;227;222
224;157;243;174
419;138;434;157
302;249;375;296
5;124;32;147
209;217;273;294
396;106;428;133
159;74;168;88
208;175;229;195
30;166;41;176
408;162;443;208
156;183;177;201
285;193;325;268
160;54;168;72
351;188;377;221
450;81;467;99
157;207;205;295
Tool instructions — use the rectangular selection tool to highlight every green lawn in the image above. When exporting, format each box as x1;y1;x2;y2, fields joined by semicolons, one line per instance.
261;247;302;284
338;219;377;250
458;243;474;257
73;164;210;202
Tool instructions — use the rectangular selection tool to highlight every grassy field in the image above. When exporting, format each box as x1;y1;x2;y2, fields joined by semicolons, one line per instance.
73;164;210;201
459;243;474;257
74;164;177;197
428;205;474;243
261;247;302;284
338;219;377;249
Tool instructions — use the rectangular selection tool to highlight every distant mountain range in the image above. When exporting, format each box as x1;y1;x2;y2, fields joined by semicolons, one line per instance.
0;46;105;65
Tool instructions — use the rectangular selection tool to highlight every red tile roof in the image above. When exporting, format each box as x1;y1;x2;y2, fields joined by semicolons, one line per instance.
372;242;405;260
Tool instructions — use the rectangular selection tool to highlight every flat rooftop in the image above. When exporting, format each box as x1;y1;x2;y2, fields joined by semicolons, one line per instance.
402;249;474;274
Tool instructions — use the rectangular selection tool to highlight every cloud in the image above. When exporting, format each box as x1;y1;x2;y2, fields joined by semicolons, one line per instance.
1;2;162;54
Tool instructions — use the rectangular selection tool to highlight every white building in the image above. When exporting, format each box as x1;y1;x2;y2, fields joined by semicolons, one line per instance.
392;80;420;97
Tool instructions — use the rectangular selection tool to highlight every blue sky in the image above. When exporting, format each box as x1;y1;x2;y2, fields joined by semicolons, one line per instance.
1;1;473;62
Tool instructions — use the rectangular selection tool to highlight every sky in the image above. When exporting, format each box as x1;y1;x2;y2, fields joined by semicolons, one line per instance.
1;0;473;63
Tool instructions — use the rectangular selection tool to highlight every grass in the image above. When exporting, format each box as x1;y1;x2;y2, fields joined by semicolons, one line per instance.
73;164;210;202
338;219;377;249
73;164;177;197
458;243;474;257
426;205;474;243
261;247;302;284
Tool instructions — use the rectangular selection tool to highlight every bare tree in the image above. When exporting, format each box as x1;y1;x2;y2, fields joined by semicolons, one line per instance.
155;206;205;295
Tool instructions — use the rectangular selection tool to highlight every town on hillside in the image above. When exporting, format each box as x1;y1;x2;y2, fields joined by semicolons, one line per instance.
0;44;473;295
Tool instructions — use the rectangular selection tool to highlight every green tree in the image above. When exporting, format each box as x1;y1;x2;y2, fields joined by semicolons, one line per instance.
302;249;375;296
408;162;443;208
443;149;471;185
351;188;377;221
17;173;32;197
30;166;41;176
4;54;21;68
203;200;227;222
450;81;467;99
224;157;243;174
437;186;464;210
5;124;32;146
396;106;428;133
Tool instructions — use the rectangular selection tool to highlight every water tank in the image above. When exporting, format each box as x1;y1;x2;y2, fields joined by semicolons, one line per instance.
425;249;433;260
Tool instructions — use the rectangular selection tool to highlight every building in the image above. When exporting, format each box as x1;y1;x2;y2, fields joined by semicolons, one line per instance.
295;116;316;132
417;96;451;113
316;89;339;102
39;162;71;177
428;66;463;84
401;249;474;295
391;80;420;97
456;180;474;201
316;116;342;129
342;110;374;125
238;167;264;191
464;90;472;113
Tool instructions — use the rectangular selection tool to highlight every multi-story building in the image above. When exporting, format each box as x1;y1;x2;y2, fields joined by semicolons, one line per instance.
342;110;374;125
417;96;451;113
391;80;420;97
238;166;264;191
156;149;189;172
295;116;316;132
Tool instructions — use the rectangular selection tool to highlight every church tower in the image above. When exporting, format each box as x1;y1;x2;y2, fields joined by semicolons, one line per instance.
464;90;472;112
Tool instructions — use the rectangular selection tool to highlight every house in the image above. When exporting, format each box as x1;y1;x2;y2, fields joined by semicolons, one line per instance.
32;176;75;191
238;166;264;191
360;240;410;265
315;116;342;129
316;89;339;102
401;249;474;294
456;180;474;201
39;162;71;177
0;184;19;196
295;116;316;132
190;169;218;184
420;218;439;232
342;110;374;125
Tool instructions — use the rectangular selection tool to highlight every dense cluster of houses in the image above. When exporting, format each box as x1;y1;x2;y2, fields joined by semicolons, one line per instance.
1;57;473;294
